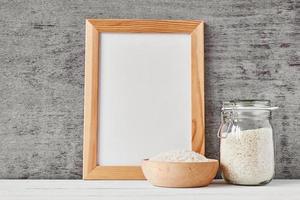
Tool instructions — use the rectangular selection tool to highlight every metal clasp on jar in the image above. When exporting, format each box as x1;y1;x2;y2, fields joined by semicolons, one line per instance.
217;109;237;139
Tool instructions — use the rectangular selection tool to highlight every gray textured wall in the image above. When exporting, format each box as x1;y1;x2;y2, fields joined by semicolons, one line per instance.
0;0;299;179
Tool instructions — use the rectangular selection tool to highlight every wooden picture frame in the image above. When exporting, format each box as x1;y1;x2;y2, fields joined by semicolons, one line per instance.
83;19;205;180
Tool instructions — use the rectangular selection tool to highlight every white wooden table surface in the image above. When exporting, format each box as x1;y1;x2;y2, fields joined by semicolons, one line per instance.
0;180;298;200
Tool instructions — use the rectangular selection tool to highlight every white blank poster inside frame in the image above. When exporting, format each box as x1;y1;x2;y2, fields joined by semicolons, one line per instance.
98;33;191;165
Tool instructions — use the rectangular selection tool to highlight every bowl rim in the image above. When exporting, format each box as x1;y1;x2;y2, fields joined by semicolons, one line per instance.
142;158;219;164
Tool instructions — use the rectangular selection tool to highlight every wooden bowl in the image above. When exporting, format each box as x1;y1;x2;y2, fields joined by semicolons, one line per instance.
141;159;219;188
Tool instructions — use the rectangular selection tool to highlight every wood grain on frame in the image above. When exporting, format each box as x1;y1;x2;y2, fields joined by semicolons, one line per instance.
83;20;99;178
191;22;205;154
87;19;202;33
83;19;205;179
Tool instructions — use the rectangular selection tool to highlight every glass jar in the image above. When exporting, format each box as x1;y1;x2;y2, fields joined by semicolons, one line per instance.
218;100;278;186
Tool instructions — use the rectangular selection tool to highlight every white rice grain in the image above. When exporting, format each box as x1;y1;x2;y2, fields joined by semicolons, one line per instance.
150;150;208;162
221;128;274;185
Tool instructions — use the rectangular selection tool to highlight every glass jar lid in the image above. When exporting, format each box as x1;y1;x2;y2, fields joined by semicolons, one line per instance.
222;100;278;111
